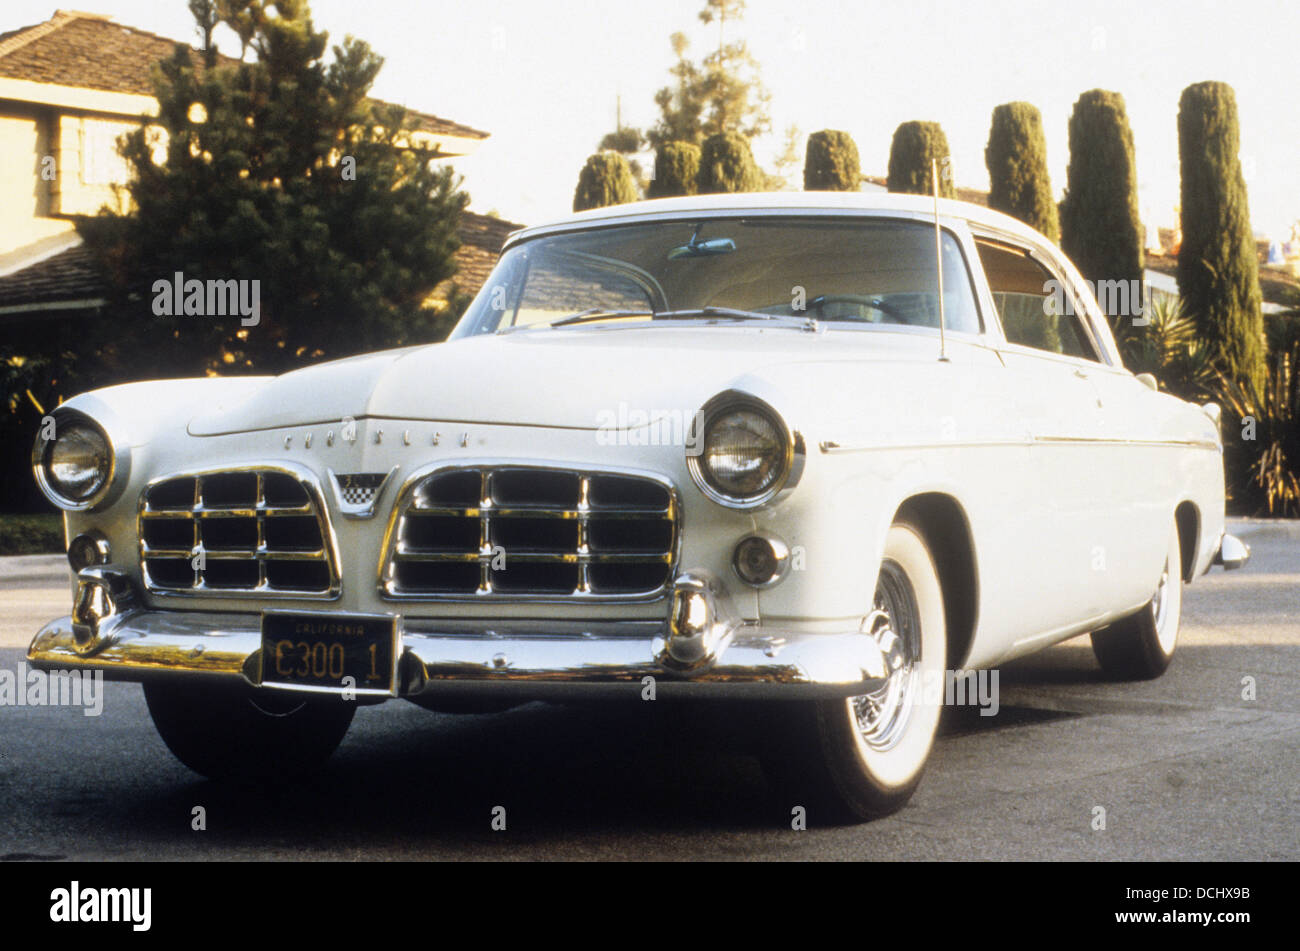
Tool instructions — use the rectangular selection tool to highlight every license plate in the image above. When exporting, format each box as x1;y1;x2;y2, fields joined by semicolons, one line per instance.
260;612;398;695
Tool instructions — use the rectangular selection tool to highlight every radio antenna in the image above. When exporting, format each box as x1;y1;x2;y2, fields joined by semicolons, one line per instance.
932;158;949;363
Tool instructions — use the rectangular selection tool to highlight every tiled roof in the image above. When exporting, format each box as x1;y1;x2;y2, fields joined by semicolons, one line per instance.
446;211;523;297
0;211;523;316
0;243;104;311
0;10;488;140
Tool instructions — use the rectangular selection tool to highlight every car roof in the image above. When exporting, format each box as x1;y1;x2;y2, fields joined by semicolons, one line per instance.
504;191;1052;249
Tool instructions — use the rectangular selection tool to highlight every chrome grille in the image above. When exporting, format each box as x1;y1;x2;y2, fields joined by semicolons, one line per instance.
139;468;338;596
382;466;677;598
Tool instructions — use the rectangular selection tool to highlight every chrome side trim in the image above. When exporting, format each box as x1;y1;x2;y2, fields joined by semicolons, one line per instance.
1031;435;1221;450
818;436;1221;454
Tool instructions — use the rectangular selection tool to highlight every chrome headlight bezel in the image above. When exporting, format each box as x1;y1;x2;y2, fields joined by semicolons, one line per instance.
686;391;805;510
31;406;131;512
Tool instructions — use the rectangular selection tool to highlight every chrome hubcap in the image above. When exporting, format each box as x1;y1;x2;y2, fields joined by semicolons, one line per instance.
1152;566;1170;632
852;561;921;752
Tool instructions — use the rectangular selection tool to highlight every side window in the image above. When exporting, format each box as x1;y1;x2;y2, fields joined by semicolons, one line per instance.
976;239;1100;361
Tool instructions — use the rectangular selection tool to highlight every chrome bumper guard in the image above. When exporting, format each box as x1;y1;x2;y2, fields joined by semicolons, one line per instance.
27;568;890;700
1213;533;1250;571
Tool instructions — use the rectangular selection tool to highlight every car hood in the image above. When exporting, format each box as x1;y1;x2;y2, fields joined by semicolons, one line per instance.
186;326;933;435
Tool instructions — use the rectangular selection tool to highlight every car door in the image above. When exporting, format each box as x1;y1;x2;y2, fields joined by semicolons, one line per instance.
974;235;1125;644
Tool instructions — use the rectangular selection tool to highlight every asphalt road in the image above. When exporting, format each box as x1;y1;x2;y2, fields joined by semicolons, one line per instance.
0;521;1296;861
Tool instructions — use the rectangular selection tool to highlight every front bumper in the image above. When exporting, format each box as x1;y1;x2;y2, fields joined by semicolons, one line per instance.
27;569;890;700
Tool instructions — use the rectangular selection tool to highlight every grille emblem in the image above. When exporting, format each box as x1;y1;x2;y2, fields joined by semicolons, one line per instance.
329;468;396;518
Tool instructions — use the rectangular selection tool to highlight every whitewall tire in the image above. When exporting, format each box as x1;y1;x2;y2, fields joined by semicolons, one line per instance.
763;520;947;822
1091;520;1183;680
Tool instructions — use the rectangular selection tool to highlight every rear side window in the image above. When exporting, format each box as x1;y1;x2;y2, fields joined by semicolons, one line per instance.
976;239;1100;361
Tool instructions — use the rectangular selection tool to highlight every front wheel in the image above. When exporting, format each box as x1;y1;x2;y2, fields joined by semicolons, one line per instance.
763;521;947;823
143;681;356;781
1090;521;1183;680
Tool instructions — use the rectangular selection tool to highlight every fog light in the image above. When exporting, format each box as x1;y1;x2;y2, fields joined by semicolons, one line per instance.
67;531;111;572
733;533;790;588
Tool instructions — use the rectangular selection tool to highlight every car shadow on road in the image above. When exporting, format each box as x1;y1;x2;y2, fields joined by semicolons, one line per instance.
77;641;1277;846
124;699;795;842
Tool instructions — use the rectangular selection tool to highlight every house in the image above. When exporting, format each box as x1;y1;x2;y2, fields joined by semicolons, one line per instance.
0;10;518;324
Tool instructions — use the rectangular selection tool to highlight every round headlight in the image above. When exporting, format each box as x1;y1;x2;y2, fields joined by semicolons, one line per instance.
45;420;111;501
688;394;803;508
32;409;126;511
702;409;784;496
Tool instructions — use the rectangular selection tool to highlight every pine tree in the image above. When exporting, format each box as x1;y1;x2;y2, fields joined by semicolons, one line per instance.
1059;89;1143;323
804;129;860;192
645;1;769;149
887;122;955;197
985;102;1059;242
697;131;761;193
1177;81;1265;388
77;0;466;379
647;32;705;148
648;141;701;198
573;152;639;211
695;0;770;140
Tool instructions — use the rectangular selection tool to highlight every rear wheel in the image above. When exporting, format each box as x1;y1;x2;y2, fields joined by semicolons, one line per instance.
763;521;946;823
143;681;355;781
1091;521;1182;680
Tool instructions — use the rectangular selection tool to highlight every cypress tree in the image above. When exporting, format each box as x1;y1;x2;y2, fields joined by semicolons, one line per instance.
697;131;761;194
803;129;860;191
985;102;1059;242
887;121;954;198
1177;81;1265;387
648;141;701;198
1059;90;1143;320
573;152;639;212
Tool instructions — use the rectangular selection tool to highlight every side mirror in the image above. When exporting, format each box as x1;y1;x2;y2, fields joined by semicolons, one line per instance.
1136;373;1159;392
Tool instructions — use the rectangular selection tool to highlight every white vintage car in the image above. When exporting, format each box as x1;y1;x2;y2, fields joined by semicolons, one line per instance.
30;192;1248;821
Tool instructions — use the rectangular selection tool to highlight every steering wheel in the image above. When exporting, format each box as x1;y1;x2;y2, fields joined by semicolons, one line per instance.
808;294;907;324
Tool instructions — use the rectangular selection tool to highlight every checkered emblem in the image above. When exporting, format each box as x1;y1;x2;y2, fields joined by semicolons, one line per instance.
328;469;395;518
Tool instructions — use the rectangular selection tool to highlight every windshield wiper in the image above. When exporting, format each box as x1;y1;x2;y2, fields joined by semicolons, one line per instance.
548;308;658;327
658;307;820;331
654;306;779;322
545;306;819;330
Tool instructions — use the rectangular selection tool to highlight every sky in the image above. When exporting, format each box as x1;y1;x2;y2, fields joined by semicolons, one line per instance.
9;0;1299;236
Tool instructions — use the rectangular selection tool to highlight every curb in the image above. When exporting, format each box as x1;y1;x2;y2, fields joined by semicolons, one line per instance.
0;554;67;586
1227;517;1300;543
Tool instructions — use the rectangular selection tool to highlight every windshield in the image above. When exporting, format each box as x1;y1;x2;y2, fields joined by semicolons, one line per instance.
450;216;982;338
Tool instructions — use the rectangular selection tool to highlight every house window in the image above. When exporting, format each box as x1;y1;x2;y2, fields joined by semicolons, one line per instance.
82;121;129;186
